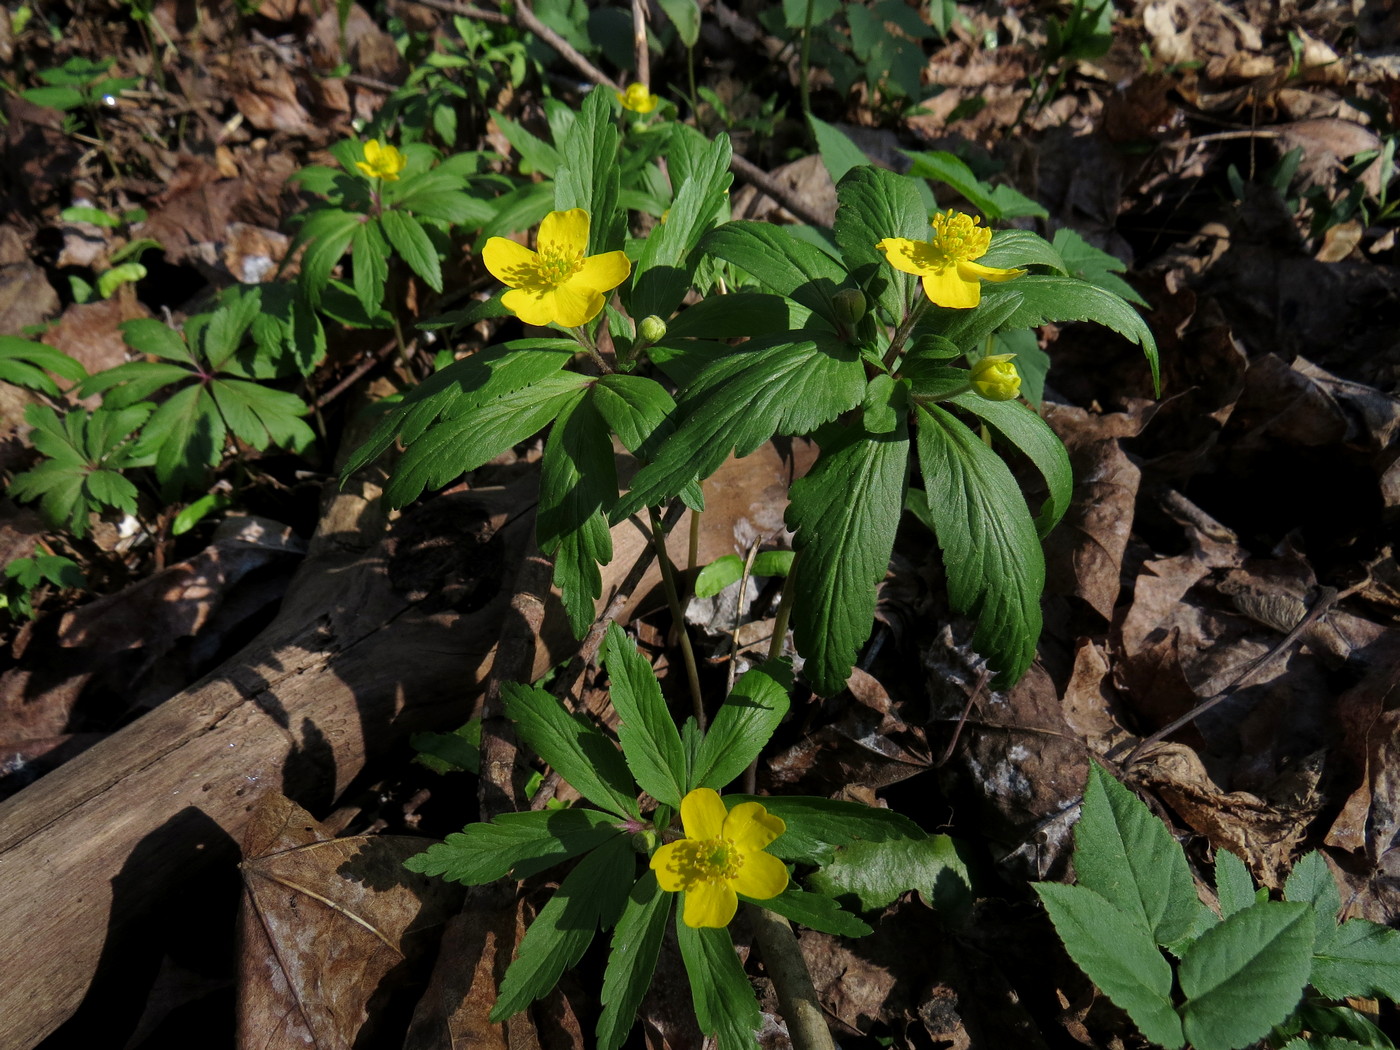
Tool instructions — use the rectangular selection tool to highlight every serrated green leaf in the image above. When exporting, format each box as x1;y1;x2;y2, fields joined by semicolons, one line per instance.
689;662;791;792
602;624;687;809
786;408;908;694
538;390;615;638
612;334;865;521
203;286;262;369
663;292;807;341
1037;882;1184;1047
0;337;85;395
980;275;1159;393
1179;901;1313;1050
744;884;872;937
809;114;869;187
503;682;639;818
119;318;194;363
630;134;732;320
404;808;622;884
1051;227;1148;306
806;834;970;915
914;403;1044;686
294;209;363;304
493;111;562;176
591;373;675;459
1215;849;1257;919
1310;918;1400;1001
352;219;389;316
727;794;923;864
79;360;192;407
656;0;700;45
555;88;622;254
1291;1001;1396;1049
917;288;1026;357
701;222;849;330
1072;762;1203;947
209;379;313;452
978;228;1068;272
386;370;589;505
1284;850;1342;950
597;871;673;1050
381;210;444;291
833;165;927;326
490;834;635;1021
903;151;1049;220
143;385;225;494
676;922;762;1050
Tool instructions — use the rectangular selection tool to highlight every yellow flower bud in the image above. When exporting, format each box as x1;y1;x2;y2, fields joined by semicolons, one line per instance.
970;354;1022;401
355;138;407;181
616;82;660;114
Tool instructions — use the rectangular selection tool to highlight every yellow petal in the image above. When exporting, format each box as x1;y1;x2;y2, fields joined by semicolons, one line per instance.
364;139;383;164
354;160;376;178
876;237;939;277
680;788;727;841
650;840;689;892
539;208;591;256
574;250;631;295
482;237;538;288
958;260;1026;284
549;281;605;327
922;268;981;309
683;882;738;928
501;286;559;327
731;849;788;901
723;802;785;853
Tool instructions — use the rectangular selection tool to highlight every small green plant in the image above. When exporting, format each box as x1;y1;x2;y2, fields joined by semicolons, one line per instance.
407;624;969;1049
58;204;161;304
0;335;87;396
1;547;85;619
1036;763;1400;1050
19;56;138;117
1022;0;1115;118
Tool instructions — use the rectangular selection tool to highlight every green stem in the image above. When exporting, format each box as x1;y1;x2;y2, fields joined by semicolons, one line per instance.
766;550;799;664
798;0;815;119
571;325;614;374
881;296;930;372
650;507;706;729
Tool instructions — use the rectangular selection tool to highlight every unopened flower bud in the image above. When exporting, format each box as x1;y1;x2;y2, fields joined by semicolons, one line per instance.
638;315;667;344
631;830;660;854
970;354;1021;401
832;288;867;326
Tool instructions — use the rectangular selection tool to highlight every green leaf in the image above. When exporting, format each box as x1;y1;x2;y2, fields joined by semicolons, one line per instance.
503;682;639;819
1071;762;1203;947
1038;885;1185;1047
1284;850;1342;950
143;385;225;494
808;114;869;187
948;393;1071;534
490;834;635;1021
787;393;909;694
404;808;623;884
20;85;84;110
1051;227;1147;305
664;292;808;341
914;403;1044;686
694;555;744;598
1179;901;1314;1050
1310;918;1400;1001
0;337;86;395
293;208;363;304
591;373;675;459
119;317;194;363
352;219;389;316
745;884;872;937
410;719;481;775
1214;849;1257;920
555;88;622;254
689;662;791;792
676;922;762;1050
903;151;1049;220
833;165;928;328
981;275;1159;393
726;795;924;864
381;210;444;292
806;835;971;915
202;287;262;369
597;872;673;1050
656;0;700;45
538;390;615;638
752;550;794;576
602;623;688;809
612;334;865;521
493;111;562;176
978;228;1069;273
701;222;849;330
630;134;732;321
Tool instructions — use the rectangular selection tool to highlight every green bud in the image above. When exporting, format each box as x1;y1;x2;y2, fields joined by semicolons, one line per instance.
832;288;867;326
638;315;667;344
970;353;1022;401
631;830;660;853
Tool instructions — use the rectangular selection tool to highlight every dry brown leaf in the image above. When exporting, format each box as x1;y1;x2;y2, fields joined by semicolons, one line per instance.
237;793;464;1050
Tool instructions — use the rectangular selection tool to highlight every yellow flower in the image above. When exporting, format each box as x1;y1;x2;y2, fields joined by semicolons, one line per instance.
650;788;788;928
617;82;660;113
481;209;631;328
877;210;1025;309
970;353;1022;401
355;139;407;181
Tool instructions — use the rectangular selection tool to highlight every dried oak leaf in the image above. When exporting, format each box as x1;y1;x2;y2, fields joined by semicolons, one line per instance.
238;793;464;1050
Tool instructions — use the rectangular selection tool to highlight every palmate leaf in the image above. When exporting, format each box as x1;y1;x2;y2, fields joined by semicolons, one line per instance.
786;385;909;696
292;208;362;304
208;379;314;452
0;336;87;396
832;165;927;327
1309;918;1400;1001
403;808;622;884
914;403;1044;687
597;872;672;1050
601;623;687;808
538;390;615;638
701;222;849;330
502;682;639;819
589;373;676;460
380;210;444;292
689;662;791;792
676;922;762;1050
611;334;865;520
1283;851;1343;949
490;834;635;1022
79;361;192;408
142;385;226;494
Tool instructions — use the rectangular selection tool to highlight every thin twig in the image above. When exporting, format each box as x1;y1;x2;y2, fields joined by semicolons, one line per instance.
513;0;619;89
630;0;649;88
729;153;832;228
935;668;990;767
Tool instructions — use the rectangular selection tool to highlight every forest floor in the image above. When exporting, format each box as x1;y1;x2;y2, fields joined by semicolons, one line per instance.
2;0;1400;1046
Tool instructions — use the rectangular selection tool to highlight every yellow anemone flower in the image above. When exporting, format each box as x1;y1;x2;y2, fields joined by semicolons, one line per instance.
617;82;660;113
650;787;788;928
482;209;632;328
970;353;1022;401
876;210;1025;309
355;139;407;181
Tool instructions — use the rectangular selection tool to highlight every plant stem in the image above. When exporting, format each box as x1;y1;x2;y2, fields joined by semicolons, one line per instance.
798;0;815;118
882;296;930;372
650;507;706;729
748;905;835;1050
766;550;799;664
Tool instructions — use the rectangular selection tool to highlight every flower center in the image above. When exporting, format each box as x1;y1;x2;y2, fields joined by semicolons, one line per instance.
531;243;585;289
929;210;991;264
664;836;744;888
